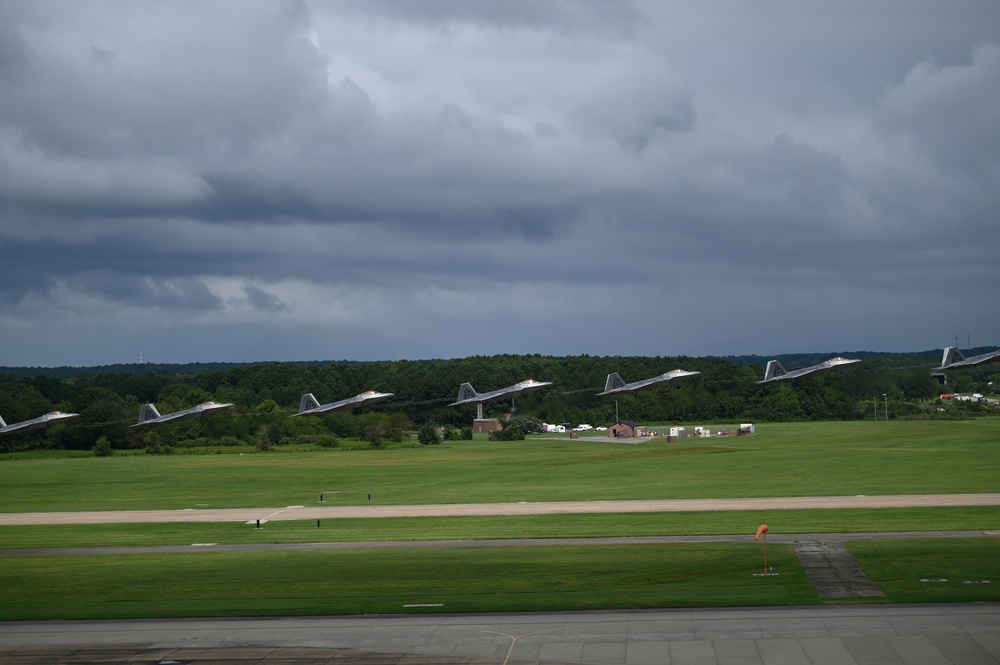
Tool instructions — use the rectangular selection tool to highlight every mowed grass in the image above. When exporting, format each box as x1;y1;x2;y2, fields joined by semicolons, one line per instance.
848;538;1000;603
1;419;998;618
0;543;818;620
1;420;999;513
1;507;998;549
3;539;997;621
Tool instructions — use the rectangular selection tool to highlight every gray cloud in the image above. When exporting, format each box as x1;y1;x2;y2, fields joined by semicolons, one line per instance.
1;0;998;365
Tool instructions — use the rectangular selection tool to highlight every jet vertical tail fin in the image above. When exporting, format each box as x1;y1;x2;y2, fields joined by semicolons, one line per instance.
763;360;787;381
0;415;6;428
604;372;627;393
455;383;479;403
298;393;322;414
940;346;965;368
137;403;162;425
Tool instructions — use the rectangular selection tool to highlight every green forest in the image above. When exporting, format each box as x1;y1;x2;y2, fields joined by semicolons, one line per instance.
1;351;997;453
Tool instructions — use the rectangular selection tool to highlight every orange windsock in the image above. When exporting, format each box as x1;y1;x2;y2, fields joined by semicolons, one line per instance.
754;523;768;541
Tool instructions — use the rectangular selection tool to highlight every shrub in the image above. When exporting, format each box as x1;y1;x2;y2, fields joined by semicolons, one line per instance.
316;434;339;449
417;425;440;446
489;423;526;441
92;436;113;457
253;425;273;451
364;422;385;449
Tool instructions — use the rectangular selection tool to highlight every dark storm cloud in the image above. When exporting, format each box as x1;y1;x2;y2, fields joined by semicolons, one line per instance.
878;41;1000;175
75;273;224;312
335;0;642;35
1;0;998;365
243;283;287;312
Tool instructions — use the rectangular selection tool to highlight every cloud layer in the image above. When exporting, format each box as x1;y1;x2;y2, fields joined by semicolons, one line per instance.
1;0;999;366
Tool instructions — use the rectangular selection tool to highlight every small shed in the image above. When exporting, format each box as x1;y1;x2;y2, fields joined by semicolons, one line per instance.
473;418;502;434
609;420;644;438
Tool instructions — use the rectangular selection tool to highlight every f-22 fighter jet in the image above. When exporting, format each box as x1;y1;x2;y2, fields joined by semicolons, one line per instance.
597;369;701;396
933;346;1000;371
132;401;234;427
756;357;860;384
0;410;79;436
449;379;552;406
293;390;394;417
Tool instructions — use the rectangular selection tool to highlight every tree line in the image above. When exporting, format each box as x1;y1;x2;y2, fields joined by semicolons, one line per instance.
1;352;996;453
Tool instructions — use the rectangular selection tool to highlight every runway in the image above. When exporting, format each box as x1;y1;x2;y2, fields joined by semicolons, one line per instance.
3;493;1000;525
3;496;998;662
2;605;999;664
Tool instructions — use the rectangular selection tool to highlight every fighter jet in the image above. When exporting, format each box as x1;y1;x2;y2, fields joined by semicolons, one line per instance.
132;401;234;427
598;369;701;396
0;410;79;436
293;390;394;417
756;357;861;384
449;379;553;406
933;346;1000;371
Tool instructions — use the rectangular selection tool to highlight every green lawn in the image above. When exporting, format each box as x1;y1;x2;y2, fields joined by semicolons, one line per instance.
2;538;997;621
848;538;1000;603
0;543;818;620
1;507;997;549
1;420;998;512
1;419;998;618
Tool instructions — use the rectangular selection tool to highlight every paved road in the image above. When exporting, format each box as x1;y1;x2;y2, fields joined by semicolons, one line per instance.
1;530;995;557
3;493;1000;525
3;497;998;662
2;605;999;664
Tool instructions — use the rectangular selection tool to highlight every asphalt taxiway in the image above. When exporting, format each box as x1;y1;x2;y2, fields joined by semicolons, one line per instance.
2;604;999;664
3;495;998;663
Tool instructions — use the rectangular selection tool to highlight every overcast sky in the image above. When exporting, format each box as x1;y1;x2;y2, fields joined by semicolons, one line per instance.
1;1;998;367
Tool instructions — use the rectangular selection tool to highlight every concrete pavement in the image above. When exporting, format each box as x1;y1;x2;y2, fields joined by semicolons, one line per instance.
2;604;999;664
1;529;995;557
3;493;1000;525
3;496;997;662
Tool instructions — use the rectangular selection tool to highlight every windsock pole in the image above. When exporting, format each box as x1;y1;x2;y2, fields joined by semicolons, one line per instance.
754;521;769;575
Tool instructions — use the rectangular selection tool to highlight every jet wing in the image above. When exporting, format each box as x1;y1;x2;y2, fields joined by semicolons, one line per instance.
933;347;1000;370
0;411;79;436
504;379;553;398
132;401;234;427
450;379;552;405
599;369;700;395
757;357;860;383
294;390;394;416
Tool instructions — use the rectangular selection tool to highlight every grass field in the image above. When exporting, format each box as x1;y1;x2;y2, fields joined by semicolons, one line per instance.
0;544;821;620
1;507;998;548
848;538;1000;603
2;539;998;621
1;420;998;618
1;420;999;512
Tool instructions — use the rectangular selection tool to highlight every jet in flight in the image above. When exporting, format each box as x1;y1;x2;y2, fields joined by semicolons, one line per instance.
0;410;79;436
132;401;234;427
597;369;701;396
933;346;1000;371
293;390;394;417
449;379;553;407
756;357;861;384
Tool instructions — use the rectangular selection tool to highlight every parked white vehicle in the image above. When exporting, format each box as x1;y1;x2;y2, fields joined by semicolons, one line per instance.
573;424;593;431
